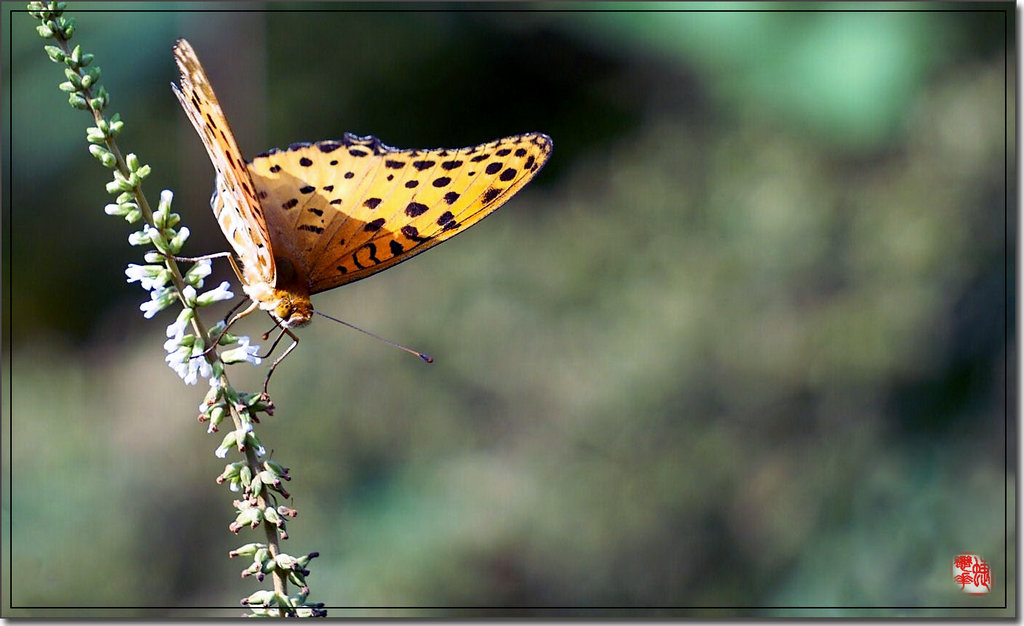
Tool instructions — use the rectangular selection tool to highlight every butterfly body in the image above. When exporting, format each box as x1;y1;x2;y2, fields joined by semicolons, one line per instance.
172;39;551;329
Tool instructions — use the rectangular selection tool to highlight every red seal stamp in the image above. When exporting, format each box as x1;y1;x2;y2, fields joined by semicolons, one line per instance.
952;554;991;594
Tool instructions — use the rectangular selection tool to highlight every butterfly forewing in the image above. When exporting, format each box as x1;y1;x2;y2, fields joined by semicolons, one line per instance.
171;39;277;290
247;132;552;294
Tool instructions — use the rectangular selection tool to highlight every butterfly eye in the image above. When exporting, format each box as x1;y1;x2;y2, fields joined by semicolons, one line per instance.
274;299;293;322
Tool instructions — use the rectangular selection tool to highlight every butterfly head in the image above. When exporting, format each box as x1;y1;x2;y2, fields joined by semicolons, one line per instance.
272;291;313;328
267;257;313;327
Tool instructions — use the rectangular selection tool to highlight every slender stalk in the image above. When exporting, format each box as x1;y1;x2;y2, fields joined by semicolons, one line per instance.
28;2;323;616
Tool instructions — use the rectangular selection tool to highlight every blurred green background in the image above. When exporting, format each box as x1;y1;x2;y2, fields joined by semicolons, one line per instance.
4;2;1014;618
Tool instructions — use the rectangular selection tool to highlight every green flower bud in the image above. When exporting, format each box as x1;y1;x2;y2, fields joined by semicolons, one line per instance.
103;202;126;217
57;80;76;92
108;116;124;136
36;24;53;38
216;460;244;485
238;464;252;487
168;226;190;254
237;504;262;528
85;126;105;143
229;542;265;559
286;569;307;589
242;590;274;607
254;546;270;565
68;92;87;110
88;144;115;168
295;552;319;568
264;460;289;476
64;67;82;88
258;470;279;488
215;430;238;459
80;53;94;67
263;506;282;527
126;153;140;171
44;45;65;63
248;475;263;498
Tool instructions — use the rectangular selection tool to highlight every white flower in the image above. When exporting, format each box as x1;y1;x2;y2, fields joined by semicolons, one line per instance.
164;344;191;380
221;336;262;366
197;281;235;306
128;223;156;247
165;308;193;340
163;336;212;385
125;263;168;291
182;344;214;385
158;189;174;211
181;285;198;307
140;287;174;319
184;258;212;289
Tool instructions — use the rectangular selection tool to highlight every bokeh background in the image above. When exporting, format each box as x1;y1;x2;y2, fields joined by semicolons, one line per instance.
4;2;1014;618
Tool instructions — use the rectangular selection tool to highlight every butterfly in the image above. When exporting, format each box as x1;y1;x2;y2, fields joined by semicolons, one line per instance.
171;38;552;336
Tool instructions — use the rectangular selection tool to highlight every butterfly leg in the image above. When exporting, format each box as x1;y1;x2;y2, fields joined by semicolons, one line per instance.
261;326;300;398
165;250;235;264
257;324;291;359
192;299;260;360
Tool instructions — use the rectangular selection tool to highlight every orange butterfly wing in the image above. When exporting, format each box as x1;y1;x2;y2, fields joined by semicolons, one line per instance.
174;38;552;327
247;133;552;294
171;39;277;295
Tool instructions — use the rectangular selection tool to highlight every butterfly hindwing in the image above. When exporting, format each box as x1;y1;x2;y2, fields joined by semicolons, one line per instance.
248;132;552;294
171;39;277;290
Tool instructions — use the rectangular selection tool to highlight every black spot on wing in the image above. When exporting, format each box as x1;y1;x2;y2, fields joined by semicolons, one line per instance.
317;141;343;153
405;202;428;217
401;225;431;242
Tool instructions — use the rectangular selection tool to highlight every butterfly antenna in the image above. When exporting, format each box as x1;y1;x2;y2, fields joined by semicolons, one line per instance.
313;310;433;363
